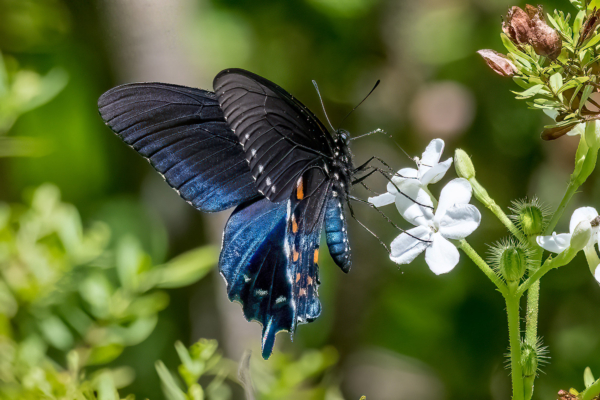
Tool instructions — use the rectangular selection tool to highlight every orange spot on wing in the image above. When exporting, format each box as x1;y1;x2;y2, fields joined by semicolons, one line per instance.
292;215;298;233
296;273;301;283
299;288;307;296
293;249;299;262
313;249;319;264
307;276;313;285
296;177;304;200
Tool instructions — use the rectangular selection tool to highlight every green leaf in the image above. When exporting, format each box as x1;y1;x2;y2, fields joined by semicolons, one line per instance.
558;77;589;95
549;72;564;94
512;84;546;99
142;246;218;290
156;361;187;400
585;367;595;388
570;0;585;10
501;34;534;63
581;33;600;50
574;10;586;42
580;84;595;111
87;343;125;366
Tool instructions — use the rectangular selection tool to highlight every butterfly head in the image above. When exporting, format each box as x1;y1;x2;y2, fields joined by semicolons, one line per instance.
336;129;351;145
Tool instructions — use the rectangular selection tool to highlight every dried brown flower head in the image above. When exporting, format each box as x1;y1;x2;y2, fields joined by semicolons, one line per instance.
503;5;562;59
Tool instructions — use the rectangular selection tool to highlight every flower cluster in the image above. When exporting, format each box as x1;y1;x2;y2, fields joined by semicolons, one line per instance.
478;3;600;140
369;139;481;275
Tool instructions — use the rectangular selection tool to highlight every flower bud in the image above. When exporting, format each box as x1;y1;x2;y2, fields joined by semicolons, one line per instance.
521;342;539;377
499;246;528;283
570;219;593;252
477;50;518;76
517;204;544;236
503;5;562;59
454;149;475;180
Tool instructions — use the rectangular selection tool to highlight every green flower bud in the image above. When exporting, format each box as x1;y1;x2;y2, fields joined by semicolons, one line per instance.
499;246;527;283
518;205;544;236
521;343;539;377
454;149;475;180
570;220;592;253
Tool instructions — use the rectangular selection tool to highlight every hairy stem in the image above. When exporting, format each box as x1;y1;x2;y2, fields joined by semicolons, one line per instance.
458;239;507;296
506;293;525;400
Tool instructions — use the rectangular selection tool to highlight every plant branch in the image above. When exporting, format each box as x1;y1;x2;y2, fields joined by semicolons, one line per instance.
468;178;527;244
458;239;508;296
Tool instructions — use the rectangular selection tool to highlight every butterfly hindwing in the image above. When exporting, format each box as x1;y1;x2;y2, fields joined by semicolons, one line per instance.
213;69;334;203
219;168;330;358
98;83;258;212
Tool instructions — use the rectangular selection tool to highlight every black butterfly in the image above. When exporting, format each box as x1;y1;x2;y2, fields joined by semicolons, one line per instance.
98;69;357;359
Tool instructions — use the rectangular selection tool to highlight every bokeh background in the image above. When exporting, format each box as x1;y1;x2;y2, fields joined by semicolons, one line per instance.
1;0;600;399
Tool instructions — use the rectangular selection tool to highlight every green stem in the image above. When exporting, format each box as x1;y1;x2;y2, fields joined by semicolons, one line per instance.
506;293;525;400
524;280;540;345
468;178;527;244
458;239;508;296
544;181;579;235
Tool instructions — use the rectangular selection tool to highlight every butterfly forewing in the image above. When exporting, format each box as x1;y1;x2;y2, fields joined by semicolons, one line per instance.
98;83;258;212
213;69;335;202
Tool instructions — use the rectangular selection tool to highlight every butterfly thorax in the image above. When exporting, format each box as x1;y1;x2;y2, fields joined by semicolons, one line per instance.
330;129;353;199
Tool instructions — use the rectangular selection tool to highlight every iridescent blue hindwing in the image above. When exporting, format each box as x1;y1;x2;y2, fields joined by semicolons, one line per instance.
98;83;258;212
219;168;329;359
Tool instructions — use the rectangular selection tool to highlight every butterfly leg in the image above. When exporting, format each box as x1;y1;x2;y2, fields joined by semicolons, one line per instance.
353;156;396;175
346;199;391;254
352;166;434;210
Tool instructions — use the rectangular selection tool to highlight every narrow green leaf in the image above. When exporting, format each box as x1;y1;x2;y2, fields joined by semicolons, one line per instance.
156;361;187;400
580;84;595;111
512;84;546;99
582;34;600;50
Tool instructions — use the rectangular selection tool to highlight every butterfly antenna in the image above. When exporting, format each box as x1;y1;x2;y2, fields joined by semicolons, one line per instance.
338;79;380;131
312;80;336;133
392;138;415;163
350;128;387;142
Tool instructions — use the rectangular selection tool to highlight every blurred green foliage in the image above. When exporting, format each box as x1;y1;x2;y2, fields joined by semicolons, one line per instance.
0;184;218;399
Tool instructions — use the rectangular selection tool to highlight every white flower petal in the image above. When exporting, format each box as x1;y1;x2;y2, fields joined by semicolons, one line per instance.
425;233;459;275
387;168;418;193
438;204;481;240
436;178;473;219
421;139;445;166
420;157;453;185
569;207;598;233
595;266;600;283
394;180;434;226
536;232;571;253
566;122;586;136
368;193;396;207
390;225;432;264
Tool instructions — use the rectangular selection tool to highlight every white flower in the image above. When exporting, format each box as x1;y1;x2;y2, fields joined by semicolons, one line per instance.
389;178;481;275
537;207;600;284
368;139;453;207
536;207;598;253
